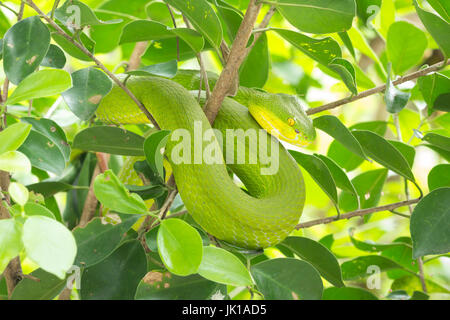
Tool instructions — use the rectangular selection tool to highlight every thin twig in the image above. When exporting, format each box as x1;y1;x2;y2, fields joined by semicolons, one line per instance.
417;257;428;293
203;0;262;123
25;0;160;129
0;2;18;15
307;59;450;116
296;198;420;229
182;15;211;100
166;3;180;61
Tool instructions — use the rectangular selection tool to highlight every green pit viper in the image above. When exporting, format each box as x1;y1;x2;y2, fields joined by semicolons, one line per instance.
96;70;316;249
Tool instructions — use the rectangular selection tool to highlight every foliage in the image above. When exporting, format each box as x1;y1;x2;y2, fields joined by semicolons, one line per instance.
0;0;449;301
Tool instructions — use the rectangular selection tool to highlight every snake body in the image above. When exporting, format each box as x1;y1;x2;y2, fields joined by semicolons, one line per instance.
96;71;314;249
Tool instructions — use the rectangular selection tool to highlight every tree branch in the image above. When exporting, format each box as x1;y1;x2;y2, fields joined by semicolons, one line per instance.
307;59;450;116
203;0;262;123
245;5;276;55
127;41;148;71
295;198;420;229
25;0;160;129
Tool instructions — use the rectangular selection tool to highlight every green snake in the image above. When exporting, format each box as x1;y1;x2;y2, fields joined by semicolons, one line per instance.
96;70;316;249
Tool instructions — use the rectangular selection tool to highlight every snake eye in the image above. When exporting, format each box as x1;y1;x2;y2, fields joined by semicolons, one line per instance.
288;118;295;126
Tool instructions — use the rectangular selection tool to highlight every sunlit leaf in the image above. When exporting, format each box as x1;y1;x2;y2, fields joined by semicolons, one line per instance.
157;219;203;276
411;188;450;258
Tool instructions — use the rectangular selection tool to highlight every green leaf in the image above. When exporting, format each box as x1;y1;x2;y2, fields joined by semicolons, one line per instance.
18;130;66;175
170;28;206;53
51;25;95;61
421;143;450;162
381;237;418;280
73;215;141;267
3;16;50;84
289;150;339;212
10;269;67;300
280;236;344;287
126;60;178;78
24;202;56;220
341;255;412;280
338;31;355;58
387;21;427;75
274;0;356;34
146;1;174;25
73;126;145;156
89;0;150;53
198;246;253;286
0;219;23;274
316;154;359;209
313;115;366;160
164;0;222;48
119;20;173;44
391;274;450;295
327;121;387;171
323;287;378;300
428;164;450;191
273;29;341;66
22;216;77;279
142;37;212;64
144;130;171;181
414;0;450;58
239;33;269;88
80;240;147;300
384;64;411;114
40;44;66;69
135;272;227;300
251;258;323;300
388;140;416;168
94;170;148;215
418;72;450;115
422;132;450;151
349;230;411;253
62;68;113;121
353;130;415;181
26;181;74;198
411;188;450;258
0;151;31;174
21;117;71;162
55;0;122;28
328;58;357;95
8;182;29;207
126;184;167;201
7;69;72;105
157;218;203;276
0;122;32;155
339;169;388;212
427;0;450;22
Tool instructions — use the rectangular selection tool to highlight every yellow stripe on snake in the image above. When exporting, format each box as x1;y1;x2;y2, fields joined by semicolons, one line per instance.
96;70;316;249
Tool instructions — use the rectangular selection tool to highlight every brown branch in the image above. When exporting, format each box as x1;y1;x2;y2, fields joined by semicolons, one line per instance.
307;59;450;116
296;198;420;229
79;165;100;228
246;5;276;55
25;0;160;129
0;2;26;298
127;41;148;71
203;0;262;123
79;153;109;227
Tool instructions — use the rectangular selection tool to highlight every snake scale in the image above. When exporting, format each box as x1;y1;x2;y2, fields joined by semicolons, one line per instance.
96;71;316;249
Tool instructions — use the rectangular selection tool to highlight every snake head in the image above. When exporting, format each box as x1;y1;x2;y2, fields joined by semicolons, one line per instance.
249;92;316;147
